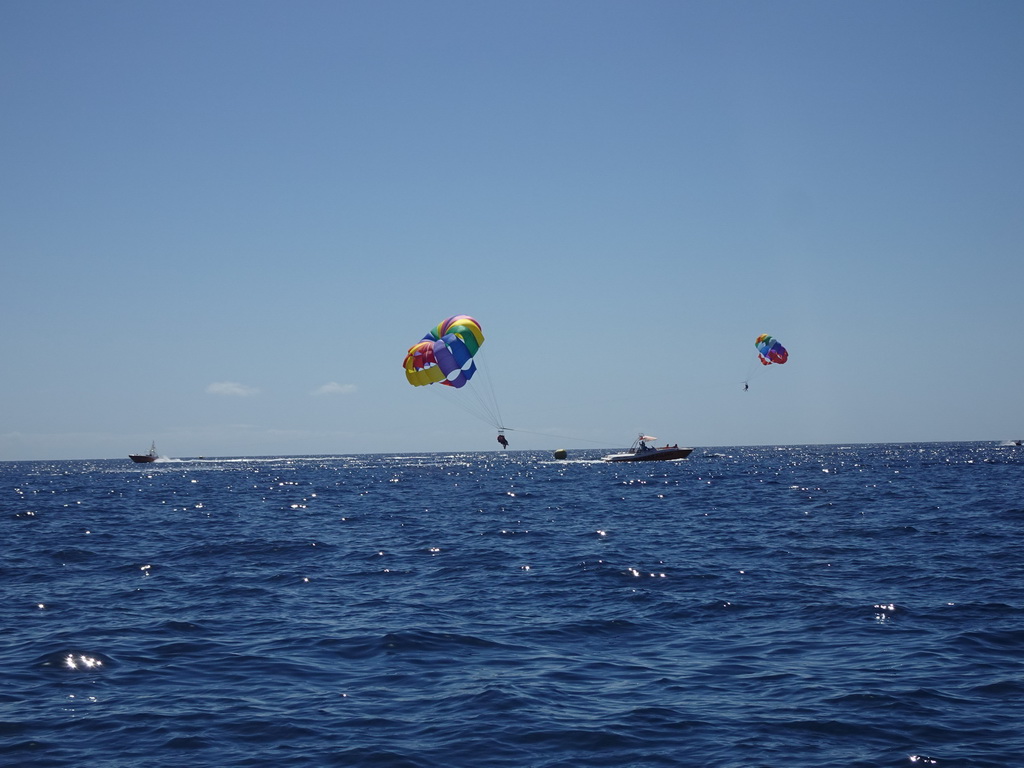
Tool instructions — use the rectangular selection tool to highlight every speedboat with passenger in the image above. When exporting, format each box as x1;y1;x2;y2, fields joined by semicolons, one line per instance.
602;434;693;462
129;442;159;463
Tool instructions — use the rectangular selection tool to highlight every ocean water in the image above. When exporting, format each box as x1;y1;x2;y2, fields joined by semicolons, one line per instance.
2;442;1022;768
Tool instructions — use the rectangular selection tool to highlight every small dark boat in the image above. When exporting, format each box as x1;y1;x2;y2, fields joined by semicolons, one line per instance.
602;434;693;462
129;442;158;463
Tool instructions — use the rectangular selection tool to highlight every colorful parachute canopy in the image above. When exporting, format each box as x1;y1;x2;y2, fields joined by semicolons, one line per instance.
755;334;788;366
403;315;485;388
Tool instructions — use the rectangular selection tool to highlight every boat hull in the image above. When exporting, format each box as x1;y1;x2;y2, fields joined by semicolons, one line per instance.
603;447;693;462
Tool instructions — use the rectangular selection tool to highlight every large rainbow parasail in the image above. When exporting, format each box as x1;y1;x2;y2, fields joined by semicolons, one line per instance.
755;334;788;366
403;315;485;389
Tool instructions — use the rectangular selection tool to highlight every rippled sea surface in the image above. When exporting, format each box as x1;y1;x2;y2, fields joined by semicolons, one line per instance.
2;443;1023;767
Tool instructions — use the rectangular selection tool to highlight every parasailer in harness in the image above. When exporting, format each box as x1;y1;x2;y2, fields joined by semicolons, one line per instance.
497;433;509;449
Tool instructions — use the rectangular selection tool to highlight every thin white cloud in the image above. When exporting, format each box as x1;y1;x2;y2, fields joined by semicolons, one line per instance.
206;381;260;397
312;382;357;396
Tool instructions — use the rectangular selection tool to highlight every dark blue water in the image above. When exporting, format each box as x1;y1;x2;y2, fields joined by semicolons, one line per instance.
2;443;1022;767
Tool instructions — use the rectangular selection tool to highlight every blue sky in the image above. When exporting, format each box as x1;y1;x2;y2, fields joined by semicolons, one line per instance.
2;1;1022;460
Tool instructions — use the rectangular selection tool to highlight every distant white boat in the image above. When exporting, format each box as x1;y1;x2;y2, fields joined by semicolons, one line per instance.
129;442;158;463
602;434;693;462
